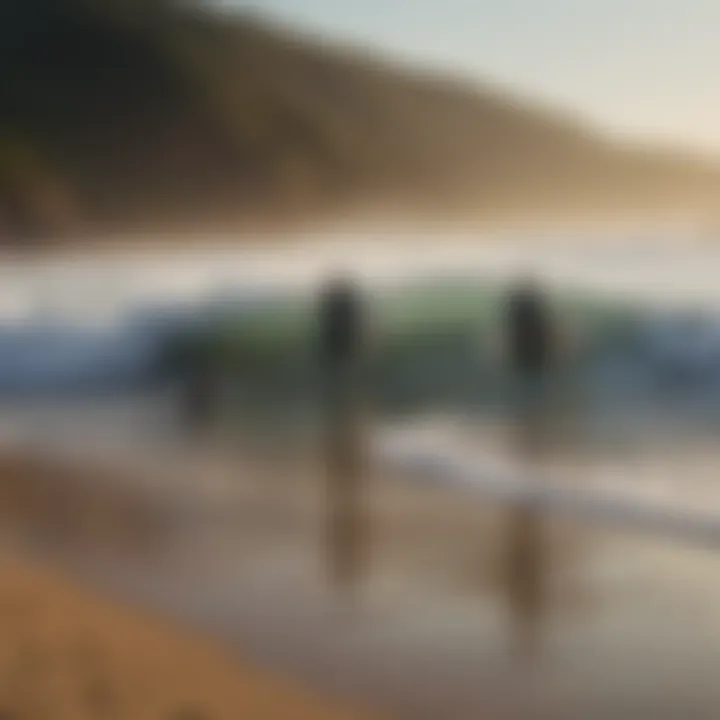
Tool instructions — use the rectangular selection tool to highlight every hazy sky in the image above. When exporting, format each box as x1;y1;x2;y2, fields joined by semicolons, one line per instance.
224;0;720;153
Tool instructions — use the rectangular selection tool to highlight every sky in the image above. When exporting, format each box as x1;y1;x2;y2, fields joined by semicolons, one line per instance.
220;0;720;154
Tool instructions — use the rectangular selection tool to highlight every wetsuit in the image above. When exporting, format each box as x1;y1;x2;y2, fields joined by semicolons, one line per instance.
506;283;553;378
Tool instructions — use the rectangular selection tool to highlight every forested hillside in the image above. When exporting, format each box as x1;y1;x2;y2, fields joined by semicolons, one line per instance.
1;0;718;244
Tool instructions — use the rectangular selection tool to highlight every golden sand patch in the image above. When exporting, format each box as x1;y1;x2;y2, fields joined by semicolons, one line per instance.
0;555;377;720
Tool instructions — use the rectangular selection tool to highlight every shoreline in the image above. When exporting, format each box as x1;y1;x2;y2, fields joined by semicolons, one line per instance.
0;211;704;264
1;400;720;718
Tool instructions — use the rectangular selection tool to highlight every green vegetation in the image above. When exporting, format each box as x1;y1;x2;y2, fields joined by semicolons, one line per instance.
1;0;720;243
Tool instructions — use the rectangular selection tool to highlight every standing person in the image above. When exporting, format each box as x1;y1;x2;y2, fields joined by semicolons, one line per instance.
502;274;556;662
317;273;369;599
163;327;221;440
505;276;555;387
182;356;220;438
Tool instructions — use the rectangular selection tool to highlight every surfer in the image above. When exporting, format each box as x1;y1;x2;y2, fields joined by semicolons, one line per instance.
162;327;221;439
318;274;364;371
506;275;555;385
502;274;556;662
317;273;369;598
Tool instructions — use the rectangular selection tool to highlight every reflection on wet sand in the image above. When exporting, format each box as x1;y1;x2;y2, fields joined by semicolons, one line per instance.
1;393;720;719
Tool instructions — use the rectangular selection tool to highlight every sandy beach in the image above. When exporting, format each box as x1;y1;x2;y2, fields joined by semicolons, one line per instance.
2;397;720;718
0;551;379;720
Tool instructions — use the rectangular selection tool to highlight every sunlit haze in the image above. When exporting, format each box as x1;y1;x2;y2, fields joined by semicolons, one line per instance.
225;0;720;154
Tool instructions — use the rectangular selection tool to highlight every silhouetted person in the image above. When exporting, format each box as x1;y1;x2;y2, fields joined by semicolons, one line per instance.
506;276;554;380
164;329;220;438
505;276;557;453
503;275;555;662
319;275;364;373
182;363;219;437
317;274;368;598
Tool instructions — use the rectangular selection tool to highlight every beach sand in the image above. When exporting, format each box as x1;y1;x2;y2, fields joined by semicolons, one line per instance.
0;551;378;720
0;420;588;720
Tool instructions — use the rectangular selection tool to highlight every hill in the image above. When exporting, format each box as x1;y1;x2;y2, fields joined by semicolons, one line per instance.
1;0;719;244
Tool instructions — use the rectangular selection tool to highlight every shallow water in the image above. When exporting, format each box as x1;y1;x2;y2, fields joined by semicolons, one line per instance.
4;228;720;486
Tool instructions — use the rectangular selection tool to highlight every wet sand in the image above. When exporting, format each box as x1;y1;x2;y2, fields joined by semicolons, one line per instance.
2;399;720;718
0;552;378;720
0;405;586;720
